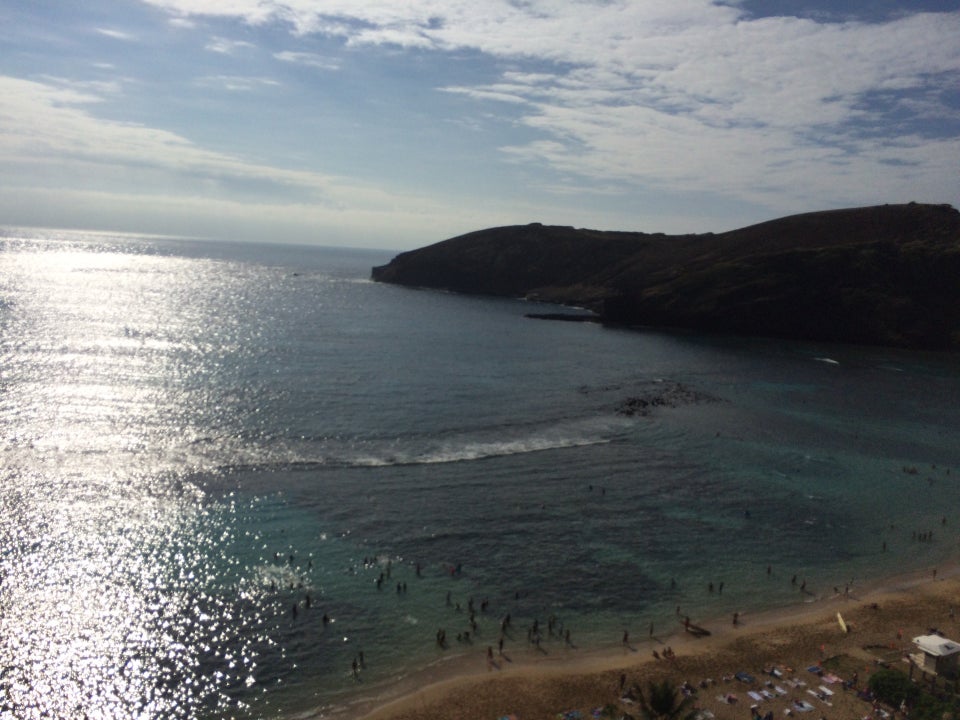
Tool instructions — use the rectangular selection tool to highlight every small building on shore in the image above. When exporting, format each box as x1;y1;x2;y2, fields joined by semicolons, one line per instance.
911;635;960;677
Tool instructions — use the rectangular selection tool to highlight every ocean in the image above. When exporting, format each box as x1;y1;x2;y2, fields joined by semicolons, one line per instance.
1;228;958;719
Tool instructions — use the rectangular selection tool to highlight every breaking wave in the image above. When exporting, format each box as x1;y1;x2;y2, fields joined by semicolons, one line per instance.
203;416;632;474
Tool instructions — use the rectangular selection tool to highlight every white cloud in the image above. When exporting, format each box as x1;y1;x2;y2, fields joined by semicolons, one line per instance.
134;1;960;215
462;9;960;211
205;36;256;54
273;51;340;70
7;1;958;244
96;28;137;41
0;76;325;195
346;26;436;49
442;85;530;105
37;75;125;98
0;75;527;248
194;75;281;91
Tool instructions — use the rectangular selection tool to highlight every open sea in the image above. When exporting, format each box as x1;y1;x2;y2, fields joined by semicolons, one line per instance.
1;228;959;719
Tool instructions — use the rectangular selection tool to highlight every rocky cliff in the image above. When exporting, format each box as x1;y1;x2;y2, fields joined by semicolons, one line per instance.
371;203;960;350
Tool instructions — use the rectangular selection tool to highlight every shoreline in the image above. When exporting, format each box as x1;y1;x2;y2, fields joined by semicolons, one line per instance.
350;562;960;720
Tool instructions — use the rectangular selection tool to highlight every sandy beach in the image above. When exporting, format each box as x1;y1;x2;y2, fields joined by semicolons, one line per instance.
357;566;959;720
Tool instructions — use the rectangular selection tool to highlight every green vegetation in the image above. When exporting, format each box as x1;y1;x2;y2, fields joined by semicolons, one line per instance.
636;680;698;720
869;668;921;706
868;668;957;720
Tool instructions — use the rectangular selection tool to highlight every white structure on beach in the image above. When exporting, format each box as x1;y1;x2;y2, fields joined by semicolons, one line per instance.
911;635;960;677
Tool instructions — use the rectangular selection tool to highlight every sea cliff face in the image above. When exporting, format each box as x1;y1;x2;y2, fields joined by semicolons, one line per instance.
371;203;960;350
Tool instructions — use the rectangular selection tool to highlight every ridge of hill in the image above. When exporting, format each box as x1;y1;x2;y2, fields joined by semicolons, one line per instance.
371;203;960;350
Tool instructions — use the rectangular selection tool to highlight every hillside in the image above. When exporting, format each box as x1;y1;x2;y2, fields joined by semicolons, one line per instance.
370;203;960;350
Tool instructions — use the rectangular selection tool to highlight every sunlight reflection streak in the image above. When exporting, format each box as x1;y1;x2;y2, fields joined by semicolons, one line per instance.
0;241;268;718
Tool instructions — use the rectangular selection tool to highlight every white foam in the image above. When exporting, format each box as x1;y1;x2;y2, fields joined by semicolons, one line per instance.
346;433;611;468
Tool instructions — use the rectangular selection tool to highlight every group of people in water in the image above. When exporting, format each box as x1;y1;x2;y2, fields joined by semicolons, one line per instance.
269;500;952;684
272;552;771;681
434;590;577;659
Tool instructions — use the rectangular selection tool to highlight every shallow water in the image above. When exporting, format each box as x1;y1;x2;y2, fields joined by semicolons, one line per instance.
1;228;958;718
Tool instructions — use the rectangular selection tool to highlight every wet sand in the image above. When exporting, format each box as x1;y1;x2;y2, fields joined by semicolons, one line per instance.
357;566;959;720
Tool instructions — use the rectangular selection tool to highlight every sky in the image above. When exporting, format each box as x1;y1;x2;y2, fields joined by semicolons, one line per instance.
1;0;958;250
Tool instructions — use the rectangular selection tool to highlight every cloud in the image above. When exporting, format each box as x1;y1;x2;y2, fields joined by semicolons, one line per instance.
135;0;960;213
0;76;327;197
36;75;125;98
96;28;137;41
205;36;256;54
8;0;957;245
273;51;340;70
0;75;517;248
442;85;530;105
345;26;437;49
194;75;281;91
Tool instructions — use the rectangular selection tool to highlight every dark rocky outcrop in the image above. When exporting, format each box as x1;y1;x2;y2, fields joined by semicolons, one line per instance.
615;382;720;417
371;203;960;350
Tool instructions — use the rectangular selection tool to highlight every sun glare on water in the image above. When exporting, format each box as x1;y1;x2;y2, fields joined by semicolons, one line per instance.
0;237;267;718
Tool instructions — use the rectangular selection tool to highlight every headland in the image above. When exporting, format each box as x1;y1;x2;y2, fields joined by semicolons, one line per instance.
371;203;960;351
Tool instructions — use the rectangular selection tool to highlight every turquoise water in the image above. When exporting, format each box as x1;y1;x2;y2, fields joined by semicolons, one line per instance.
1;228;958;718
